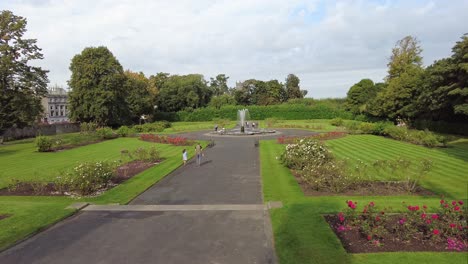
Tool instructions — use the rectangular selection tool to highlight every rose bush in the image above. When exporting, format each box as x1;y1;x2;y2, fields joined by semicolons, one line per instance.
333;200;467;251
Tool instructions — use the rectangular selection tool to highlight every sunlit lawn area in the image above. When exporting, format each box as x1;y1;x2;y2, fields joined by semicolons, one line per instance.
260;135;467;264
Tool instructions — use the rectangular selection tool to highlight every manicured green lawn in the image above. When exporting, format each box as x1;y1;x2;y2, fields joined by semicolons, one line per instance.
327;135;468;198
0;137;205;251
260;137;467;264
0;196;74;250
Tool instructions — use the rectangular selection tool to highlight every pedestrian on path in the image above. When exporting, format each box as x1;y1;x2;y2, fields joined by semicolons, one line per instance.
195;143;203;166
182;149;188;165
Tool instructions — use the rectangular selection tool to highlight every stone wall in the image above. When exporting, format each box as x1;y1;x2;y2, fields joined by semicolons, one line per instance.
1;123;80;141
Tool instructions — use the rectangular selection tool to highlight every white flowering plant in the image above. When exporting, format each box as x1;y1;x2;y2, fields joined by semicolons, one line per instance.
65;161;117;195
280;138;357;193
280;138;333;170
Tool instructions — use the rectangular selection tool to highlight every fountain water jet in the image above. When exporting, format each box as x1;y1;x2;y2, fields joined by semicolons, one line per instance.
238;109;248;133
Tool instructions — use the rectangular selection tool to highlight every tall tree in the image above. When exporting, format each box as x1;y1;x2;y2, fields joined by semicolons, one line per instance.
448;34;468;116
0;10;48;134
156;74;211;112
124;71;157;122
346;79;382;115
285;74;304;100
233;79;256;105
377;36;424;119
209;94;236;109
149;72;169;91
417;34;468;120
387;36;423;80
209;74;229;96
68;46;129;126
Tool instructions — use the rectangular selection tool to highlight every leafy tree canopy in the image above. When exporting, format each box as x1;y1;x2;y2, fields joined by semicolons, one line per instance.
156;74;211;112
209;74;229;96
124;70;157;122
0;10;48;134
68;46;130;126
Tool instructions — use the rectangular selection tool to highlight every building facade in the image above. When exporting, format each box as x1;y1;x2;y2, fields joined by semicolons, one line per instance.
41;86;70;124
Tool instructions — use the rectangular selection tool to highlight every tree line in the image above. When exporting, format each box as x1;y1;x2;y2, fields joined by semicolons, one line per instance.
345;34;468;126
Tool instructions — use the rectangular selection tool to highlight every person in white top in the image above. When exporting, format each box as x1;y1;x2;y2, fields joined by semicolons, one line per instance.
182;149;188;165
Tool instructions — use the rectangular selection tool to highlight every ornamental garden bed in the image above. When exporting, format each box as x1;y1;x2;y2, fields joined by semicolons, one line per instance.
140;134;194;146
292;172;434;196
326;200;467;253
0;160;158;196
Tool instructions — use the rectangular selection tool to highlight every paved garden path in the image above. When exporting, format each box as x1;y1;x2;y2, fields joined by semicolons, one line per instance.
0;129;316;264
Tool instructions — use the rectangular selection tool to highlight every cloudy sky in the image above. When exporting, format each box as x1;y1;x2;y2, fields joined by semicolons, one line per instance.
3;0;467;98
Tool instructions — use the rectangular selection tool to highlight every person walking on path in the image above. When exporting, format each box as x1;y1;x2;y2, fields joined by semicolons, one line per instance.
195;143;203;166
182;149;188;166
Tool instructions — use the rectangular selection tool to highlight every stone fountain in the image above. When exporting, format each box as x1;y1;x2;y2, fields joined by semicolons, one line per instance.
209;109;276;136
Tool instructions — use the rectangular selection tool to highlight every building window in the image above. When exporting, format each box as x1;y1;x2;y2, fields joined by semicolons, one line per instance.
50;111;54;117
60;105;63;110
60;111;64;116
50;106;53;110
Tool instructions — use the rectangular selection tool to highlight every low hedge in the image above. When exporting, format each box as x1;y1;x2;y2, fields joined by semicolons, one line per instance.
154;104;353;122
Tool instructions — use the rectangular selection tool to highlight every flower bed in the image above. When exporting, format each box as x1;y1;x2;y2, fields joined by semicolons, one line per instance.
0;160;160;196
277;131;346;144
326;200;467;253
140;134;193;146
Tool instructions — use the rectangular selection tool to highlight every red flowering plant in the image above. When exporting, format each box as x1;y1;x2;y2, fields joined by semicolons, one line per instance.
359;201;388;242
333;199;467;250
437;200;467;240
140;134;193;146
393;202;423;241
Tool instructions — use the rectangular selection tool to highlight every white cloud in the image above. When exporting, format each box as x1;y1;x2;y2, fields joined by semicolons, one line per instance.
3;0;467;98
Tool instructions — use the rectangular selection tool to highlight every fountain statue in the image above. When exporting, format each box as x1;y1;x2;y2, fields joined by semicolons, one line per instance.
238;109;248;133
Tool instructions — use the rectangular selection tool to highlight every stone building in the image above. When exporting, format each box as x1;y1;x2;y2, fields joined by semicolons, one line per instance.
41;86;70;123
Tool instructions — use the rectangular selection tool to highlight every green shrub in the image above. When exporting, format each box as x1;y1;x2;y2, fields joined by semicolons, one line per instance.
330;118;344;126
383;126;408;141
96;127;116;139
359;122;376;134
344;121;361;132
133;122;166;133
65;161;117;195
80;122;98;133
372;122;392;135
35;136;53;152
116;126;134;137
301;160;354;193
132;146;160;162
159;120;172;128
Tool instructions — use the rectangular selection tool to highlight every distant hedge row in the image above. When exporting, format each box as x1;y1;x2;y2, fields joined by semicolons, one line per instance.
154;104;354;122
